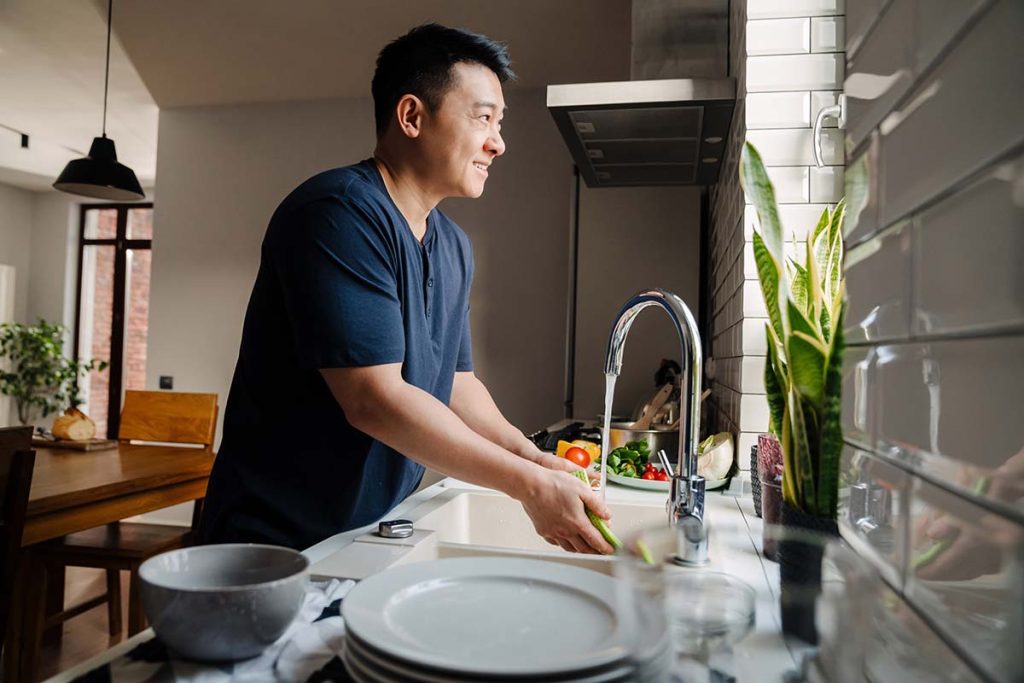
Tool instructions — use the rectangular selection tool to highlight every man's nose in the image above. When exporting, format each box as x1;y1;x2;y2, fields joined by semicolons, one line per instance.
487;130;506;157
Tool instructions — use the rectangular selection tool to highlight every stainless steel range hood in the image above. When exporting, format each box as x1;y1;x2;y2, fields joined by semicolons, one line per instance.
546;0;736;187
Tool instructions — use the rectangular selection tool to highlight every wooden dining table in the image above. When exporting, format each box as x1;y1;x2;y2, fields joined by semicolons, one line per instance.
5;442;216;682
22;443;216;546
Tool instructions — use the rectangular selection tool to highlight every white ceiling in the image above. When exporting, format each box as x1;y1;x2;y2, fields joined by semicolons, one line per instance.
0;0;631;192
0;0;159;191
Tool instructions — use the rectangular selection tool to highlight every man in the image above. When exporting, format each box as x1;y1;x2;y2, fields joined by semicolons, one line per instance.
198;24;613;555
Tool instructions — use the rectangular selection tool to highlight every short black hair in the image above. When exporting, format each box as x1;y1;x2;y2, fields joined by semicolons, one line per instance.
372;24;515;137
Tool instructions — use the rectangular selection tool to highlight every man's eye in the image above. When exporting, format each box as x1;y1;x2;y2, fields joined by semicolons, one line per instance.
479;115;491;122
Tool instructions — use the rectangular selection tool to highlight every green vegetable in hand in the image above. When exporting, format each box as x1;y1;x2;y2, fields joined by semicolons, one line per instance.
572;469;622;550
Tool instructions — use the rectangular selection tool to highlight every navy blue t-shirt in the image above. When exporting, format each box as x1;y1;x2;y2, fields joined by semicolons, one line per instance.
198;159;474;550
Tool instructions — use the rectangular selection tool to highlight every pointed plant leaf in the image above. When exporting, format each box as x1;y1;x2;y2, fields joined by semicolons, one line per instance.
740;143;784;260
790;260;809;314
764;324;787;437
788;389;816;514
818;307;845;518
788;331;827;407
752;231;785;342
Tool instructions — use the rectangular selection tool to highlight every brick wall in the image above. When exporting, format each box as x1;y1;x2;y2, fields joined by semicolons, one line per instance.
81;207;152;436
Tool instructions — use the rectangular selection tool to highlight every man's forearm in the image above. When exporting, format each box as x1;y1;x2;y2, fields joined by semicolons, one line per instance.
323;368;542;496
449;372;541;461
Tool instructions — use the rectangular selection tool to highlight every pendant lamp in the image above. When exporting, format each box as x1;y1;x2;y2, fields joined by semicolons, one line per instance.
54;0;145;200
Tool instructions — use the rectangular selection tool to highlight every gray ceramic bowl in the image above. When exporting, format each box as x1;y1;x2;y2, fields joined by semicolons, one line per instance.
139;543;309;661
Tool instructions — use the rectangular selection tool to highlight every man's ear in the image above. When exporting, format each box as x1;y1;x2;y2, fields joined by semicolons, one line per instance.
394;94;426;139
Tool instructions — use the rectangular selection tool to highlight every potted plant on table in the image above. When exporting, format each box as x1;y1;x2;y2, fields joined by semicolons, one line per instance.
0;320;107;432
740;143;847;644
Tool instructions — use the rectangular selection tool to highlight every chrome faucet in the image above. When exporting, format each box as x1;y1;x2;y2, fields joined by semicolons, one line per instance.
604;288;708;565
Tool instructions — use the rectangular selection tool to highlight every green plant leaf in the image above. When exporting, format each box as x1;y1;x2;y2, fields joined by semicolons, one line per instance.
788;389;818;514
789;260;809;314
787;298;820;343
788;331;827;407
805;239;824;334
817;307;845;518
740;143;785;260
764;324;787;437
752;231;785;343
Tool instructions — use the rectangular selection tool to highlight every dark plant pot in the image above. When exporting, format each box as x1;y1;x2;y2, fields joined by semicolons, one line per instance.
750;445;762;518
778;502;839;645
760;478;783;560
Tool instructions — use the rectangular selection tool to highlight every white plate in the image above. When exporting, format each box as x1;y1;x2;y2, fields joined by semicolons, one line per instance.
607;471;729;491
346;634;635;682
342;557;629;677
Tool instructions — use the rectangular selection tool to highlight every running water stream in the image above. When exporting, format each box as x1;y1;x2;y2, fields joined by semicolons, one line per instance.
599;372;616;500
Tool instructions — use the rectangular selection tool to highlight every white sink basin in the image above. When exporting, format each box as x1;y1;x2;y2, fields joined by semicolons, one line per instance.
309;488;667;579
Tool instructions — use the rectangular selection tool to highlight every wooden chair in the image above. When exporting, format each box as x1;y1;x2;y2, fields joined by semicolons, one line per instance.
0;426;35;680
31;391;218;644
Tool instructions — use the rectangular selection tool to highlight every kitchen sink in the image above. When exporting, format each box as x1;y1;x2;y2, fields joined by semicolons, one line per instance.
309;488;668;579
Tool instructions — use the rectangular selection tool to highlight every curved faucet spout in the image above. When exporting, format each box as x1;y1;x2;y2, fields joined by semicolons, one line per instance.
604;288;709;565
604;289;703;481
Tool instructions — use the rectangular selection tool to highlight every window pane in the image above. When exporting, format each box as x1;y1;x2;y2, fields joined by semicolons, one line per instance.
78;244;115;437
127;207;153;240
84;208;117;239
123;249;151;391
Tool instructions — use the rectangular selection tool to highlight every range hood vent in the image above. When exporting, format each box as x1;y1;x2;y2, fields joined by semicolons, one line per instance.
547;0;735;187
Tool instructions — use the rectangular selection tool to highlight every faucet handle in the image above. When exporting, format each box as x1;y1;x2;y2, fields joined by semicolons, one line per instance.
669;474;706;525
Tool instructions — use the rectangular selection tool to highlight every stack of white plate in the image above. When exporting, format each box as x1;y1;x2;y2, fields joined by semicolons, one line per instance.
341;557;671;682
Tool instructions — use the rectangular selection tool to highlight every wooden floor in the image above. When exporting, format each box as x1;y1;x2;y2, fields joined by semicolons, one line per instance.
34;567;133;681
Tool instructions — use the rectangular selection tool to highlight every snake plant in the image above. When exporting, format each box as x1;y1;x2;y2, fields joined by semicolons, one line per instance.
740;143;846;519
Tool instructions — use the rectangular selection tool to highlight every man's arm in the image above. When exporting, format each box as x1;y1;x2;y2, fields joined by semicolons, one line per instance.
450;372;543;458
320;364;614;554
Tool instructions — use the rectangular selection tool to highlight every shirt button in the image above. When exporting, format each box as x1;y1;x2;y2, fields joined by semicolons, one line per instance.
425;307;431;316
427;278;434;287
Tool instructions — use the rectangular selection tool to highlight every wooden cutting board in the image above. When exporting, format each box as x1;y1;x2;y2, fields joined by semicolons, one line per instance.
31;437;118;451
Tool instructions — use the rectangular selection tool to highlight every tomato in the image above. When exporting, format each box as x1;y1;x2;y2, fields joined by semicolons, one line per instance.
563;446;591;469
641;471;657;480
655;470;670;482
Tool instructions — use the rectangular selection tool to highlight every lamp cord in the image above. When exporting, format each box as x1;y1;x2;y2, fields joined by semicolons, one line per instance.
102;0;113;137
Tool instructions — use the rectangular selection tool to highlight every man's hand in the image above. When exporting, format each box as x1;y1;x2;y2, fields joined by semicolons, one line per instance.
518;468;615;555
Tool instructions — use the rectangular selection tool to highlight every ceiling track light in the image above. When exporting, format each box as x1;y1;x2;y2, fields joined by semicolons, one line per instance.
53;0;145;201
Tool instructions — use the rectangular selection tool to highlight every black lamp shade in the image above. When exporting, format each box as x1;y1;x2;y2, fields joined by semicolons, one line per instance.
53;136;145;201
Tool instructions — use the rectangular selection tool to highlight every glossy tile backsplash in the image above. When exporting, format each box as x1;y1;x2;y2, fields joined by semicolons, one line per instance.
841;1;1024;681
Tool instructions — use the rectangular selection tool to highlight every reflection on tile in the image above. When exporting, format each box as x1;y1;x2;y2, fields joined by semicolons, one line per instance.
865;584;987;683
879;0;1024;226
845;0;886;58
914;153;1024;336
841;346;874;448
838;447;908;587
905;477;1024;683
844;0;916;149
845;220;912;344
844;133;882;245
912;0;989;77
875;337;1024;514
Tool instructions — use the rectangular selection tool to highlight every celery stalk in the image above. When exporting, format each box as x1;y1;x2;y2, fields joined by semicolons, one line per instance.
572;470;622;550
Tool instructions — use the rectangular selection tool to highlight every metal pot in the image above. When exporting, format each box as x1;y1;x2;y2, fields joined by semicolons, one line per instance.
607;422;680;464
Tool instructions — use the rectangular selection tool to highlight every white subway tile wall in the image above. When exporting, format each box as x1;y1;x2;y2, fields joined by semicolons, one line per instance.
839;1;1024;679
810;16;845;52
746;17;810;56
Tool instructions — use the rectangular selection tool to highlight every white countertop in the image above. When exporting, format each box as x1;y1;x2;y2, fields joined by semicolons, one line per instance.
48;477;807;682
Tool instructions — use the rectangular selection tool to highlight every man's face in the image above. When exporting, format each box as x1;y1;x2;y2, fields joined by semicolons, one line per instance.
421;62;506;199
